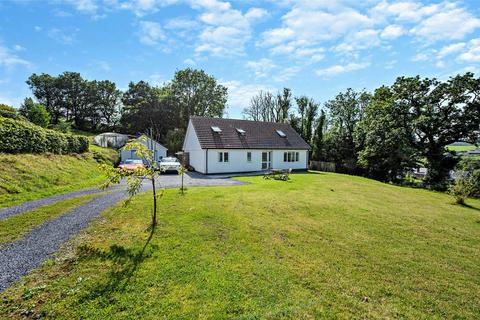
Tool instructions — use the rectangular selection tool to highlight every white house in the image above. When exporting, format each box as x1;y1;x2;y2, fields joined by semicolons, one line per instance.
120;135;167;163
183;116;310;174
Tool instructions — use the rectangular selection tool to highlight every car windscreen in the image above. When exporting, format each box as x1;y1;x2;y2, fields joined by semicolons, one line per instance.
161;158;179;163
125;159;143;164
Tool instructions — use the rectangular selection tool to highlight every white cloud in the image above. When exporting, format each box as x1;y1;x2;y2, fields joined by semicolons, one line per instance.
183;58;196;65
437;42;466;59
245;58;276;78
273;66;301;82
165;18;198;30
380;24;404;39
66;0;98;13
47;28;76;44
138;21;166;46
13;45;25;51
458;38;480;62
194;3;266;56
334;29;380;52
411;52;429;62
34;26;42;32
118;0;179;16
0;46;31;69
221;80;274;116
316;62;370;77
410;3;480;41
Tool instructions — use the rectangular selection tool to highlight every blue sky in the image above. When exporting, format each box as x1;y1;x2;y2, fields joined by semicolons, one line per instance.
1;0;479;118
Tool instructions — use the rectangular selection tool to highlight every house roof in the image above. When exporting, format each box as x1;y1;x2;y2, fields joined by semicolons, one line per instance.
190;116;310;150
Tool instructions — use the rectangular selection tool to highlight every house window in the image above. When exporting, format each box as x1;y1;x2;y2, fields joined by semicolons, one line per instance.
219;152;229;162
247;152;252;162
283;151;299;162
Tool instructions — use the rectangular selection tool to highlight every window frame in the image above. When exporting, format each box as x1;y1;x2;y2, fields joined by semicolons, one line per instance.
247;151;252;162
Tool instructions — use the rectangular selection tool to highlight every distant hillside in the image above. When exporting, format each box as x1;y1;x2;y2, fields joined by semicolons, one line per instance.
0;144;118;208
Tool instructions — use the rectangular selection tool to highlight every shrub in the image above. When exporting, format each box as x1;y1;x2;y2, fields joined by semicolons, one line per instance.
448;172;479;204
0;116;89;154
19;98;51;128
0;104;20;119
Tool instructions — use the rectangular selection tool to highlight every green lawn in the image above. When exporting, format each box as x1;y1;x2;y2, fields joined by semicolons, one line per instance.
0;144;118;208
1;172;479;319
0;193;103;246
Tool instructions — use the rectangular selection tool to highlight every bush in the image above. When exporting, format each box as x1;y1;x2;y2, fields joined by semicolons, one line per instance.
0;116;89;154
448;171;479;204
0;104;20;119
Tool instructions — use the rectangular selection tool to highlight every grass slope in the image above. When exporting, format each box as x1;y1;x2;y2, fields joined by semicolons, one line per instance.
1;173;479;319
0;145;117;208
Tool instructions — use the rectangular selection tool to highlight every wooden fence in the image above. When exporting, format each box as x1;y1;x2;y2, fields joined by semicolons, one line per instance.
309;161;336;172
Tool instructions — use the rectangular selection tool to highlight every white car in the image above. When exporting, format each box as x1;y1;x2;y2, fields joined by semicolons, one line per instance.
159;157;182;172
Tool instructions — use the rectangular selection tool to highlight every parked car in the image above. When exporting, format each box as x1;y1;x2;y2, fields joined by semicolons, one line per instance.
159;157;181;173
118;159;145;171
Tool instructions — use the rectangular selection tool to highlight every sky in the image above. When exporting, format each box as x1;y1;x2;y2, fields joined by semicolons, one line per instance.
0;0;480;118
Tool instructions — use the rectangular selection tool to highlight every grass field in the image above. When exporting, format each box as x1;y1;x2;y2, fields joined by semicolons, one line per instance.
0;144;117;208
447;144;477;151
1;173;479;319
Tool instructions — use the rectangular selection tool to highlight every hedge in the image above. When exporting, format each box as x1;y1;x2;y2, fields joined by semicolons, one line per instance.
0;116;89;154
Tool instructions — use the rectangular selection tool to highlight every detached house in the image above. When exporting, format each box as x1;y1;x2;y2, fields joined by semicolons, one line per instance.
183;116;310;174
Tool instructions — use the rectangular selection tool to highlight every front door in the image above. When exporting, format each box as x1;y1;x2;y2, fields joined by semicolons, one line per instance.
261;151;272;170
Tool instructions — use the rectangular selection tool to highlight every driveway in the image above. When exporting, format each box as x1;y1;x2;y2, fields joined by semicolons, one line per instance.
0;173;247;292
156;171;249;188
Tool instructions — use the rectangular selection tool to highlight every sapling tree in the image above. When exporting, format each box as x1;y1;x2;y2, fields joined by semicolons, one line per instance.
177;165;187;195
100;137;162;228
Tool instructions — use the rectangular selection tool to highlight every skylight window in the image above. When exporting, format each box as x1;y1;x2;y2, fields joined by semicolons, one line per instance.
236;128;246;135
211;126;222;133
276;129;286;137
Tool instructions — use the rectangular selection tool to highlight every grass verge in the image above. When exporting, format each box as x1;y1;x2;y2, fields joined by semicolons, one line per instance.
1;172;479;319
0;193;103;246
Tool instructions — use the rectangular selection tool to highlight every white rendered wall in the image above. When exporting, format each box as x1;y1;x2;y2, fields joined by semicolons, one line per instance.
183;121;206;173
206;149;308;174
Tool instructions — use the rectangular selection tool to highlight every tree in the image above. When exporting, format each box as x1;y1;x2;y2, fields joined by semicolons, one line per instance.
295;96;309;138
323;89;370;172
27;73;64;123
101;137;163;228
19;98;51;127
303;99;318;144
120;81;172;140
163;128;185;155
276;88;292;123
243;91;276;122
390;73;480;189
312;109;326;161
355;86;418;182
170;68;227;129
94;80;122;130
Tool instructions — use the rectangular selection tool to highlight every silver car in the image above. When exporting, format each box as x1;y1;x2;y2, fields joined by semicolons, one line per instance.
159;157;182;173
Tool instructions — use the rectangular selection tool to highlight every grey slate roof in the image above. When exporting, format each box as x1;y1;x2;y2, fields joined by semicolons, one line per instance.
190;116;310;150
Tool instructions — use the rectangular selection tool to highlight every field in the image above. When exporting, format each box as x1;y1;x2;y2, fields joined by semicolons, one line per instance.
1;172;479;319
0;144;118;208
447;144;476;151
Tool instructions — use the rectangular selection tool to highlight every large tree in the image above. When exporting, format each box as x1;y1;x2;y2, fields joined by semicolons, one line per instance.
323;88;371;172
169;68;227;128
120;81;172;141
390;73;480;189
356;86;418;182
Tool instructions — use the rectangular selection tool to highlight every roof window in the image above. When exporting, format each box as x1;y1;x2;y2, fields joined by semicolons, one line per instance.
236;128;246;135
211;126;222;133
276;129;286;137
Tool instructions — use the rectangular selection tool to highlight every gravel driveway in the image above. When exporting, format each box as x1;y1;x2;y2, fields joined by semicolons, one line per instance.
0;173;247;292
